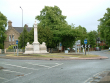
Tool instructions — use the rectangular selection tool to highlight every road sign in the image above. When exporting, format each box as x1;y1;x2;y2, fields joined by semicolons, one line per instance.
88;45;90;48
13;46;18;49
81;45;84;48
60;43;62;46
84;39;87;44
16;40;18;44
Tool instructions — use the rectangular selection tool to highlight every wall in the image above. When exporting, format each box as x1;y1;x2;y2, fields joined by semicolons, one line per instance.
4;29;20;49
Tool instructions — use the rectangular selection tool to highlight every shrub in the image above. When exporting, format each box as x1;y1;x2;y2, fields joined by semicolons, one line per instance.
7;45;17;49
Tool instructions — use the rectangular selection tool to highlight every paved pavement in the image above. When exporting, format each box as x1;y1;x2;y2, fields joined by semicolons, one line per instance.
0;50;110;83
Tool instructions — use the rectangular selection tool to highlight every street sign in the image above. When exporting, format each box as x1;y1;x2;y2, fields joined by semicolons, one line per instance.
16;40;18;44
13;46;17;49
88;45;90;48
84;39;87;44
81;45;84;48
60;43;62;46
85;45;86;48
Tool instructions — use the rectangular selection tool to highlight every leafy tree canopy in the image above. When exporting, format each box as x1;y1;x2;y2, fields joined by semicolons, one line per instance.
35;6;78;48
98;8;110;46
18;26;28;49
75;25;87;45
87;31;96;48
36;6;67;30
0;12;7;48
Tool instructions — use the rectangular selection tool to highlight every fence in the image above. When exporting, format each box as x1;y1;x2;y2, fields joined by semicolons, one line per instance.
0;49;5;54
0;49;23;54
47;48;59;53
0;48;60;54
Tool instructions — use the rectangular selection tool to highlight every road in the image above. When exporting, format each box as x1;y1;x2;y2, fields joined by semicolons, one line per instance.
0;50;110;83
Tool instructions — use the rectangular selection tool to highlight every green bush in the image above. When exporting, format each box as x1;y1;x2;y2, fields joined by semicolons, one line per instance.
99;46;102;49
105;45;109;49
7;45;17;50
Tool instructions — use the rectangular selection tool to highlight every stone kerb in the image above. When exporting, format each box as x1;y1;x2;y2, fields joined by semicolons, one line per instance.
0;49;1;53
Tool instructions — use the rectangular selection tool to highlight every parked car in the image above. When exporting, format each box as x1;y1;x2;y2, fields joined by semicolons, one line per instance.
109;47;110;51
95;47;101;51
72;48;75;51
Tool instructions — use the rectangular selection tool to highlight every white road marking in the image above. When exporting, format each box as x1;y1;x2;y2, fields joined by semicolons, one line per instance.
2;72;33;83
26;62;63;69
3;70;24;74
83;71;106;83
48;63;63;69
26;62;50;68
3;64;38;70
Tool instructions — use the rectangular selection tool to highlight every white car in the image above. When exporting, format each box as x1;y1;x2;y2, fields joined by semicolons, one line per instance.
73;48;75;51
109;47;110;51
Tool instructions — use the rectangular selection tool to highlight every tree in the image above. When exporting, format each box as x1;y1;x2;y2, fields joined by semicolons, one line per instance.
28;27;34;44
35;6;78;48
92;30;99;41
0;12;7;49
28;25;53;48
87;31;96;48
75;25;87;45
98;8;110;46
18;26;28;48
38;26;53;48
35;6;67;30
35;6;66;47
60;28;78;49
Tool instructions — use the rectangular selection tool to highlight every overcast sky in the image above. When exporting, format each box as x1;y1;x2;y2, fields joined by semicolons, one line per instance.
0;0;110;32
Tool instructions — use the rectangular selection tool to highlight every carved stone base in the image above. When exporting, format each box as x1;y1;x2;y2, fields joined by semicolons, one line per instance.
24;42;49;54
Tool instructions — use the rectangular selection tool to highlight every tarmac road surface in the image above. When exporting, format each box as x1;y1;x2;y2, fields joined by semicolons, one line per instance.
0;50;110;83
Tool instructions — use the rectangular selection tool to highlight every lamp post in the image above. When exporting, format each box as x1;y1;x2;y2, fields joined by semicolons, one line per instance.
20;6;24;53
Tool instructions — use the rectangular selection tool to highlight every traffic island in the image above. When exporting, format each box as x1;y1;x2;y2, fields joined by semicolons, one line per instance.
0;53;108;60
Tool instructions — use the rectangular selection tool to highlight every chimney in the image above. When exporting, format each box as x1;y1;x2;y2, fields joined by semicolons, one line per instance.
8;20;12;29
25;24;28;28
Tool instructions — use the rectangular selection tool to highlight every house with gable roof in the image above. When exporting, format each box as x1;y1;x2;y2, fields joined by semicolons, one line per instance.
4;20;32;48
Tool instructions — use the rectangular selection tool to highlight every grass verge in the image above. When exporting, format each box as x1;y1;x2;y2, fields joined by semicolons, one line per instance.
6;53;100;58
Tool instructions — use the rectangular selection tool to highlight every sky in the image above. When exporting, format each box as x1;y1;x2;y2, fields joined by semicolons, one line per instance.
0;0;110;32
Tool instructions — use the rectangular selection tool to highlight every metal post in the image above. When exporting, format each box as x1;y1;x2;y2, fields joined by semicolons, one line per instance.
97;41;98;47
76;45;77;53
14;48;15;55
20;6;24;53
85;44;86;55
88;47;89;55
17;44;19;56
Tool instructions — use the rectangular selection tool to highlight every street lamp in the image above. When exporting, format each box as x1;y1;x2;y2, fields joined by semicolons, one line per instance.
20;6;24;53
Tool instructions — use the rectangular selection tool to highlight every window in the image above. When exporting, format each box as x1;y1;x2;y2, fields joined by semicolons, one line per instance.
12;35;14;41
9;35;11;42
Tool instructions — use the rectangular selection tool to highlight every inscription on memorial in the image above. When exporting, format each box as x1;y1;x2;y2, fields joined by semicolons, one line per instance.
26;48;33;51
